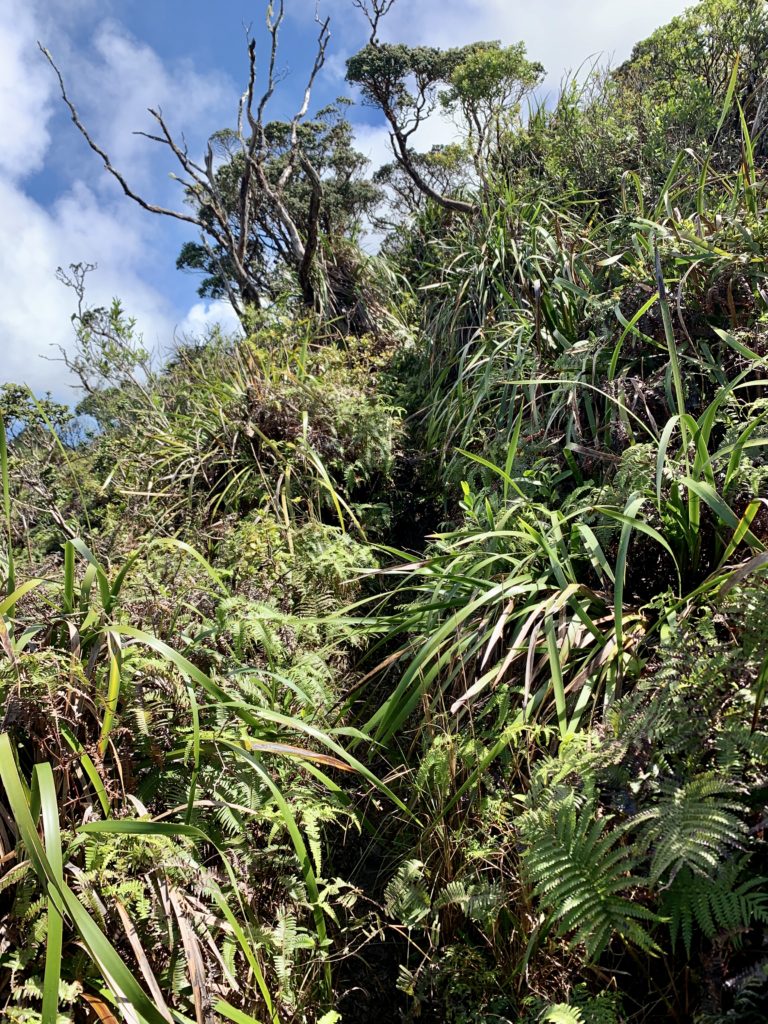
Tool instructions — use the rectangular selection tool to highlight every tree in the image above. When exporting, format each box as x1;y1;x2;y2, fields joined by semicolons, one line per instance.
53;262;158;430
615;0;768;159
346;0;543;212
41;3;379;332
438;40;544;181
0;385;71;440
175;101;380;320
372;144;470;232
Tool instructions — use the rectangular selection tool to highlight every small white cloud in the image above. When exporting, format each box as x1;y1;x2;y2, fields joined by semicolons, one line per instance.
322;50;351;84
354;123;393;169
175;300;244;343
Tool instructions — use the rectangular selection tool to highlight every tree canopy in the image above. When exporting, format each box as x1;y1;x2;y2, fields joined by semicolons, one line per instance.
347;36;543;210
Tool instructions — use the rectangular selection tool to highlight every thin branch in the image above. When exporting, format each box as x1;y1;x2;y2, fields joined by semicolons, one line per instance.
145;109;209;178
201;236;249;320
239;4;290;263
255;0;285;136
352;0;398;46
38;44;200;229
277;14;331;192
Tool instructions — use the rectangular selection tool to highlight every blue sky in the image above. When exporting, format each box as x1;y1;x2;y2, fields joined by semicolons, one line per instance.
1;0;692;398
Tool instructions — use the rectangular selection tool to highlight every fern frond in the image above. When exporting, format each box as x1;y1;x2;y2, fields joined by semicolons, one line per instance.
635;773;746;882
522;795;659;959
432;879;505;930
663;860;768;957
384;859;431;927
541;1005;584;1024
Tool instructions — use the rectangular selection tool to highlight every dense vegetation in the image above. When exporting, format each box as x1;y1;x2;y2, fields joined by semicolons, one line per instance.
3;0;768;1020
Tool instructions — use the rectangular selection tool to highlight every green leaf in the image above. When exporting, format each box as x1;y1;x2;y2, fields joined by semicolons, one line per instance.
0;735;168;1024
37;763;63;1024
0;416;14;595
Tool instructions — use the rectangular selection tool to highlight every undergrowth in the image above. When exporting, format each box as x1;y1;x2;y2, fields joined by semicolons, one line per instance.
2;1;768;1021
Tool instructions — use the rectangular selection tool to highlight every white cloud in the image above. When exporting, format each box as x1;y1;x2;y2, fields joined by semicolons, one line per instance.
0;1;55;177
0;171;244;398
75;21;236;196
388;0;694;96
175;300;244;343
0;177;176;398
354;123;393;171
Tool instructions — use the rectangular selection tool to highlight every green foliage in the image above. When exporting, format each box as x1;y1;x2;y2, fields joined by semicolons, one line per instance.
635;774;747;883
617;0;768;148
542;1007;584;1024
177;101;381;321
347;35;542;207
347;39;542;140
539;990;622;1024
663;860;768;956
384;859;432;927
0;386;71;438
521;795;659;959
6;2;768;1021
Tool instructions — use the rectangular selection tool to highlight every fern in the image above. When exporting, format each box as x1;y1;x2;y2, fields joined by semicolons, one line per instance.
522;794;659;959
432;878;506;931
384;859;432;927
541;1005;584;1024
663;859;768;957
270;906;315;1006
715;725;768;774
634;773;746;883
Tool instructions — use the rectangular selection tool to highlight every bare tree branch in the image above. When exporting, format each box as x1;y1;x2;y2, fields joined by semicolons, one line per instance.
352;0;398;46
38;44;201;229
277;14;331;192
